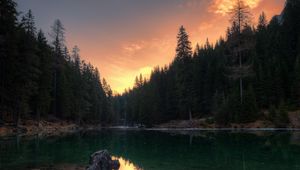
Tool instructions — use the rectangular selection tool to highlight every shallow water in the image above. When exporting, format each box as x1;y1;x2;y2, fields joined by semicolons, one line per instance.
1;130;300;170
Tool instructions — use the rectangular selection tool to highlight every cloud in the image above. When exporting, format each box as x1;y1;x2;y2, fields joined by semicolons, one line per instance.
122;42;145;56
210;0;262;15
104;37;176;93
198;22;214;31
178;0;203;9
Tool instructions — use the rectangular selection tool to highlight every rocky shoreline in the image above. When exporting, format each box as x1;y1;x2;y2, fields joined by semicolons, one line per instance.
0;120;101;137
1;110;300;137
155;111;300;129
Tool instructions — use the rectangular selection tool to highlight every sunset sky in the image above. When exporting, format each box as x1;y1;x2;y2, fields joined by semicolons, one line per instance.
16;0;285;94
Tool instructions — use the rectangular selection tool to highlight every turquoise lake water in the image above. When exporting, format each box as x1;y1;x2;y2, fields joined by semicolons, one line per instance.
1;130;300;170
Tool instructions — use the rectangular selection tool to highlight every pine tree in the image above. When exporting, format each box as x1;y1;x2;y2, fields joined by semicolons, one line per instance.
257;12;268;31
173;26;194;120
175;26;192;61
70;45;83;124
15;10;40;126
34;30;53;125
0;0;18;124
21;10;36;36
134;74;144;88
102;78;113;122
254;12;269;108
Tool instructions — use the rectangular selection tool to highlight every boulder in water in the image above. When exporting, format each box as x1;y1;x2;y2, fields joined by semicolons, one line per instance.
87;150;120;170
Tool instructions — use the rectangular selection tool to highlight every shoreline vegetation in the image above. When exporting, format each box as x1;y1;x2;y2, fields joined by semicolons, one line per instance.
1;109;300;137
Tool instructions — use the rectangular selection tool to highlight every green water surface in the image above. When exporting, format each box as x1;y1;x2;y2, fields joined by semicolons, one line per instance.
0;130;300;170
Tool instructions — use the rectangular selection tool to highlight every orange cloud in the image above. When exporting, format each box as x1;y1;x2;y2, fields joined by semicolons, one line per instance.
106;38;175;94
197;22;214;32
210;0;262;15
122;42;146;58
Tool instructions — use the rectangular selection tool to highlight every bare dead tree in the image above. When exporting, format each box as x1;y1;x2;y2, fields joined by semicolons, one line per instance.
227;0;255;104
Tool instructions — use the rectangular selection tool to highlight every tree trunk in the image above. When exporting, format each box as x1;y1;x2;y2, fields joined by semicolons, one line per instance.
238;30;243;104
189;108;192;121
15;104;21;128
240;77;243;104
36;108;40;127
17;111;20;128
53;70;57;114
77;115;81;126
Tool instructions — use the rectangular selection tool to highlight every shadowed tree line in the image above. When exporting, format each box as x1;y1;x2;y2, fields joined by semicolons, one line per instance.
0;0;114;126
113;0;300;127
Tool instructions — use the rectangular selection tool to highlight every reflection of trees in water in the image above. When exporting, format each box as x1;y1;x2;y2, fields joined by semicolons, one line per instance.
0;131;300;170
290;132;300;145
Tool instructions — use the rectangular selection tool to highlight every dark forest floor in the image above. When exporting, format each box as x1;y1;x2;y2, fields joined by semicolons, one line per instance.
155;111;300;129
0;119;81;137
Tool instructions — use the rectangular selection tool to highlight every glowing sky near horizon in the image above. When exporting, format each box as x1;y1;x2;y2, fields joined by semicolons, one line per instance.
16;0;285;93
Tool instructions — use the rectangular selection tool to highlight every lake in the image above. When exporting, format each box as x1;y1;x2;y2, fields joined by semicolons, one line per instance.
1;130;300;170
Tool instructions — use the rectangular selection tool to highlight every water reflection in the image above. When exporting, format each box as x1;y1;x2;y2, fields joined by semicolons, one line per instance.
113;156;142;170
1;130;300;170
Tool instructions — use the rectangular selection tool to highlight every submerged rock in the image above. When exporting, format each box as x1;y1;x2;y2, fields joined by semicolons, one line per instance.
87;150;120;170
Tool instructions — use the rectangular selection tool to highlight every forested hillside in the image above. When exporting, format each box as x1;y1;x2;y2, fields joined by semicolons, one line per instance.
1;0;300;128
113;0;300;127
0;0;113;126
